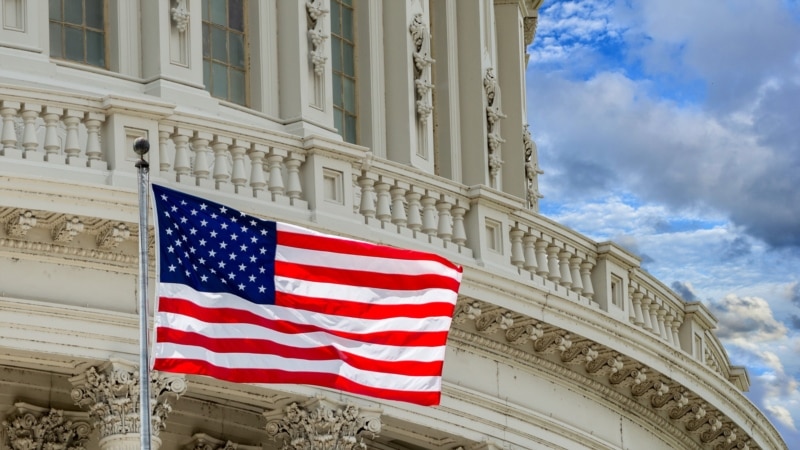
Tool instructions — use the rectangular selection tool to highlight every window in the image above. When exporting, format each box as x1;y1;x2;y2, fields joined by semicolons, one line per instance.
49;0;106;68
331;0;356;143
611;275;623;308
202;0;248;105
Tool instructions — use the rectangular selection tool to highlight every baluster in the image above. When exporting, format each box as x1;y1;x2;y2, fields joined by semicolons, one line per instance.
0;101;21;157
42;106;63;163
285;152;304;203
229;139;248;193
650;300;661;336
522;233;538;273
672;317;682;348
558;250;573;288
63;110;83;165
191;132;212;184
510;227;525;269
248;144;268;196
535;239;550;277
664;312;675;345
84;112;105;168
569;256;583;294
436;197;453;242
580;260;595;300
421;193;438;236
640;295;654;331
358;175;377;220
657;307;669;341
158;127;172;173
631;290;645;326
21;103;42;160
390;183;408;227
172;128;192;182
451;202;467;246
211;136;232;189
374;179;392;224
405;187;423;232
546;245;561;282
268;147;288;199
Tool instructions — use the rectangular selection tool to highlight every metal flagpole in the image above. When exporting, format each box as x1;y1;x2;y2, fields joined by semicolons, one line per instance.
134;137;153;450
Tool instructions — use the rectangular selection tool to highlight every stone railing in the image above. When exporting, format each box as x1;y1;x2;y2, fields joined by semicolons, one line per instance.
0;85;730;387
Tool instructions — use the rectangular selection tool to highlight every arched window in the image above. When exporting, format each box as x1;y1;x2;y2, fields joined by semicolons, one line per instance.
331;0;357;143
49;0;106;68
202;0;248;106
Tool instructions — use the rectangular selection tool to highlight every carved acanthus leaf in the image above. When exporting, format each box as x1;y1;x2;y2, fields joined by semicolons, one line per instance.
69;359;187;439
264;396;382;450
171;0;190;33
1;403;91;450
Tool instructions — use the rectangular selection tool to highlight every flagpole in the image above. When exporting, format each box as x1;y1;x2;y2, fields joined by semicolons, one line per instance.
134;137;153;450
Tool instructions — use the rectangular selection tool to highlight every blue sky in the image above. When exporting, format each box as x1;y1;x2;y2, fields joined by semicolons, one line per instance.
526;0;800;446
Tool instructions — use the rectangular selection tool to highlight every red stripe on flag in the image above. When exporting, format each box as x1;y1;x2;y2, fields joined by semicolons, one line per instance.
156;327;444;376
277;228;462;273
275;260;461;293
274;291;456;320
153;358;442;406
158;297;451;347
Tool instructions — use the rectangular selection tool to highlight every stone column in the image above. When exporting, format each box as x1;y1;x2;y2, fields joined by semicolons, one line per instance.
263;396;382;450
69;359;187;450
2;402;91;450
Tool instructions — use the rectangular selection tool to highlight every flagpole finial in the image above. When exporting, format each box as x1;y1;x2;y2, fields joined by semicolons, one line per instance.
134;137;150;169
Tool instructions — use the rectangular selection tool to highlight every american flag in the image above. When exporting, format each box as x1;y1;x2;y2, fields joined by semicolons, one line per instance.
151;184;463;406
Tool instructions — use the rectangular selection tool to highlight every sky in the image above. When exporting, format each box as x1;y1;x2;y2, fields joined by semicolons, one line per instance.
525;0;800;446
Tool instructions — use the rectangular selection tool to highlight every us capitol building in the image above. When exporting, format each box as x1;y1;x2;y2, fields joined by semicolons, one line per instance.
0;1;787;449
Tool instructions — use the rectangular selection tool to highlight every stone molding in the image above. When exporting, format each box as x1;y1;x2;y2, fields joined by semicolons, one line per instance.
1;402;91;450
183;432;261;450
264;396;382;450
69;359;187;440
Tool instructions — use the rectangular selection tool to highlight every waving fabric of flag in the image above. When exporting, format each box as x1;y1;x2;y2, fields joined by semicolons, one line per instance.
150;184;463;406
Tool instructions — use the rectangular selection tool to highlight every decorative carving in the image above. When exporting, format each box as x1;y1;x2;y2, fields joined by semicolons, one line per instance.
409;13;435;123
669;403;706;423
184;432;260;450
53;216;85;242
651;388;687;410
686;413;722;433
584;354;624;376
69;359;187;439
306;0;329;76
630;378;670;399
97;223;131;249
7;210;36;237
475;310;514;334
484;68;506;187
504;323;543;345
523;16;538;65
532;332;571;354
264;396;382;450
523;125;544;209
453;301;482;324
608;367;646;389
171;0;190;33
560;343;598;365
701;426;736;445
2;403;91;450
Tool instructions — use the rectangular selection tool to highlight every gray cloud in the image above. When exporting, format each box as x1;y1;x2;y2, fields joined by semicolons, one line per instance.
789;315;800;330
708;295;787;341
671;281;698;301
722;237;752;259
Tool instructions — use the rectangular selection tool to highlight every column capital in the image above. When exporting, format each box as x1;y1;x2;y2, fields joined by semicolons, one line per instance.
2;402;91;450
263;396;382;450
69;359;187;441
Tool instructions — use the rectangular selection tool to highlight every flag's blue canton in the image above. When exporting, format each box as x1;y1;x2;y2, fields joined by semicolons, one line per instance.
153;184;277;305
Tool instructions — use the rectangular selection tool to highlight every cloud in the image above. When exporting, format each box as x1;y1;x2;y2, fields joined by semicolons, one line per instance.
766;405;798;432
670;281;698;301
527;0;800;248
789;282;800;306
708;295;787;341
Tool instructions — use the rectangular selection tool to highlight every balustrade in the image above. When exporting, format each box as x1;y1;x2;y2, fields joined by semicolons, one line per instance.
0;99;107;168
0;87;721;376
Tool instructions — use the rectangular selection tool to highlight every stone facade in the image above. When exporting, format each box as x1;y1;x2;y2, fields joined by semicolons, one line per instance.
0;1;786;449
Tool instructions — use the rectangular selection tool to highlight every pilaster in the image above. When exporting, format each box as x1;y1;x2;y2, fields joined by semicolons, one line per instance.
69;359;187;450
